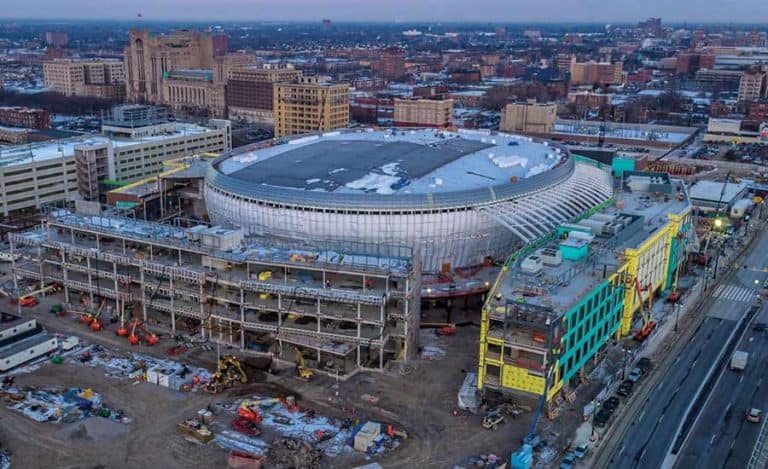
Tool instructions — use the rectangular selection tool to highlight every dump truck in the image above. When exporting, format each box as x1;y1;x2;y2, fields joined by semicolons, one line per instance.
731;350;749;371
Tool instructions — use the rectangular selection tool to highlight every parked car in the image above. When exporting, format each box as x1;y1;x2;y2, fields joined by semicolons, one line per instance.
603;396;620;412
617;380;634;397
560;452;577;469
628;367;643;383
637;357;652;373
573;443;589;459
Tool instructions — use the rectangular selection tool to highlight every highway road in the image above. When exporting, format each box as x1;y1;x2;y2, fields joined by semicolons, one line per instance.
674;304;768;469
605;228;768;469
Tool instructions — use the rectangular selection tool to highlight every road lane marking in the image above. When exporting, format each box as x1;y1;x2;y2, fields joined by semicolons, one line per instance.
710;434;717;445
741;375;745;383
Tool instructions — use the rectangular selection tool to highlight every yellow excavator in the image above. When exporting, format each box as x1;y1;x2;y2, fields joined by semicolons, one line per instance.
205;355;248;394
293;347;313;381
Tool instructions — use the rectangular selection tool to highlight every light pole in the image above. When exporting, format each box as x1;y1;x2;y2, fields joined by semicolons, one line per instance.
591;400;600;438
674;303;681;332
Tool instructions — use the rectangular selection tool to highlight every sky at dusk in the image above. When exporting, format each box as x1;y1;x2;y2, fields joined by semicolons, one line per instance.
1;0;766;23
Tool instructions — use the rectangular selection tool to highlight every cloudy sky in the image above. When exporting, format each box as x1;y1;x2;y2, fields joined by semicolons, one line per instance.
2;0;765;23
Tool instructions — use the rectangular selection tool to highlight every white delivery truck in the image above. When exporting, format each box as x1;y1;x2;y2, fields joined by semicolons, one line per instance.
731;350;749;371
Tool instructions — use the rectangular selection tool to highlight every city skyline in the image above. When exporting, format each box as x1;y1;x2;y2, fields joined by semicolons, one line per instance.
1;0;767;24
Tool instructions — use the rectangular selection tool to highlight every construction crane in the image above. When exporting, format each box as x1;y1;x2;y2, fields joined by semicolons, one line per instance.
633;278;656;342
293;346;314;381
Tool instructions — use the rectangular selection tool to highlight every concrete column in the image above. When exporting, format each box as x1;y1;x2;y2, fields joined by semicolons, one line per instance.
240;288;245;348
86;256;94;308
199;281;205;341
61;249;70;303
140;268;147;322
169;275;175;333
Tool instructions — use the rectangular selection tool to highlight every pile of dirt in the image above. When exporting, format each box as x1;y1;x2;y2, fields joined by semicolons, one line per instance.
267;438;323;469
54;417;128;443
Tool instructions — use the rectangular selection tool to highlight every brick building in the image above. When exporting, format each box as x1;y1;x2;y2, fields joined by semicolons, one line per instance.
226;66;303;124
393;98;453;128
0;107;51;129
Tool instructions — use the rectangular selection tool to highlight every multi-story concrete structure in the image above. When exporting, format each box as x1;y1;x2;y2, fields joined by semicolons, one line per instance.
477;170;691;409
8;210;420;376
0;105;231;215
273;76;350;138
0;107;50;129
226;66;303;124
43;58;125;99
569;59;624;86
500;100;557;134
738;69;767;102
124;29;217;104
393;98;453;128
695;69;743;90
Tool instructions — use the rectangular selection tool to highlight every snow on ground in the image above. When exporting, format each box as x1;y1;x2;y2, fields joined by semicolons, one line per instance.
526;163;551;178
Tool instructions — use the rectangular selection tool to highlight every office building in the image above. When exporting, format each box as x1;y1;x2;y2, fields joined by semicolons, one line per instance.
738;69;767;102
124;29;218;104
43;58;125;98
226;66;303;124
273;76;350;138
44;31;68;47
162;69;226;117
500;100;557;134
569;59;624;86
393;98;453;128
377;47;406;80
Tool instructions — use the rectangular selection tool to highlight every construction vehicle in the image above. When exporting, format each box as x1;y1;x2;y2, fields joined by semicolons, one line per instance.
236;401;263;424
177;419;214;443
14;282;61;306
115;299;131;337
482;407;505;430
293;347;313;381
126;319;140;345
231;416;261;436
205;355;248;393
632;278;656;342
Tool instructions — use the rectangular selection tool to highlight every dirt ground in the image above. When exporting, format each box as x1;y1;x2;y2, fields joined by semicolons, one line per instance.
0;269;588;469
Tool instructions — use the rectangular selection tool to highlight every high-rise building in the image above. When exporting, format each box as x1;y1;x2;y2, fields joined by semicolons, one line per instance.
500;100;557;134
162;69;226;117
393;98;453;128
377;47;406;80
42;58;125;98
124;29;217;104
738;69;767;102
273;76;350;138
226;65;303;124
569;58;623;86
44;31;68;47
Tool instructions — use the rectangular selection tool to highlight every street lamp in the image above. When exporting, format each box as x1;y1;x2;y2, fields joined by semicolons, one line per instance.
714;218;723;229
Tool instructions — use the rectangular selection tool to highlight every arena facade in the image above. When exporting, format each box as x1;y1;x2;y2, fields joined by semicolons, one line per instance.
205;128;614;273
